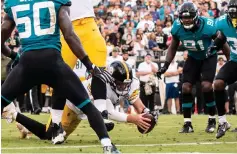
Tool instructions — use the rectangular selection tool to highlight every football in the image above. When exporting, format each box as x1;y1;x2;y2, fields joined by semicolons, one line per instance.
137;113;156;134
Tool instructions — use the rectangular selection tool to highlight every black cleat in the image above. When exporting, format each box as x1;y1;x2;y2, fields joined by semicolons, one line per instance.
205;118;216;133
216;122;231;139
103;143;121;154
51;122;66;144
102;110;115;132
179;122;194;133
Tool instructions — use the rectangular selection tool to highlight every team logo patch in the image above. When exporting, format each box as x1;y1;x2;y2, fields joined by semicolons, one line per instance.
108;66;114;75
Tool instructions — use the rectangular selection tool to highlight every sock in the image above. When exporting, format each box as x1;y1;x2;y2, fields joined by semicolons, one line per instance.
80;102;110;141
51;109;63;125
203;91;216;116
101;138;112;147
209;115;216;119
182;93;193;119
214;90;226;116
94;99;107;112
16;113;47;140
184;118;191;123
218;115;227;124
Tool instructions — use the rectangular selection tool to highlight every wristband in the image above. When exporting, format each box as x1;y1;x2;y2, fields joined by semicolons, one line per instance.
81;55;93;71
164;61;171;68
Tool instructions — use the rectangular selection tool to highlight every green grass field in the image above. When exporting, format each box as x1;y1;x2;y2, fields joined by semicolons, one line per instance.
2;114;237;153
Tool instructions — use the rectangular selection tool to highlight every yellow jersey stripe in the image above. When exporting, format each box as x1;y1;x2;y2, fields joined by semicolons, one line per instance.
121;61;129;80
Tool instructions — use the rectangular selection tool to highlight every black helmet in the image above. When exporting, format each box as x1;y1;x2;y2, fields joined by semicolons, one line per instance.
108;61;133;95
178;2;198;30
228;0;237;28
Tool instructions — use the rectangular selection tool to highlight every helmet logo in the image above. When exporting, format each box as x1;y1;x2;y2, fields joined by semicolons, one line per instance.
108;66;114;75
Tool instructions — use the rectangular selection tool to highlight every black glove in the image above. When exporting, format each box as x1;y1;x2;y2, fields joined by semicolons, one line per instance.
87;65;114;83
206;45;218;58
157;61;170;79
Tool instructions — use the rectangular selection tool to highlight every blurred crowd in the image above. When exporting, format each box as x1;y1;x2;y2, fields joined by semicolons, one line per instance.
94;0;230;61
1;0;236;115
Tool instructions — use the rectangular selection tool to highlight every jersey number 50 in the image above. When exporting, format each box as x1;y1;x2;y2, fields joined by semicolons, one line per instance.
11;1;56;39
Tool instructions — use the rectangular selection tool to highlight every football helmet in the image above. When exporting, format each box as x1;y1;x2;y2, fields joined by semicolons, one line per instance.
108;61;133;96
228;0;237;28
179;2;198;30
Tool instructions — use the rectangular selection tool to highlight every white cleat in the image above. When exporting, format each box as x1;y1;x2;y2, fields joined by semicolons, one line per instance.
2;102;17;123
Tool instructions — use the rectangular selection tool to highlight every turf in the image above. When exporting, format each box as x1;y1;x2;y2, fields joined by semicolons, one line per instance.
2;113;237;153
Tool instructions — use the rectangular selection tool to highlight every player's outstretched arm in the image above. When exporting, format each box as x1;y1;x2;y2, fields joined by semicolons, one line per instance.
165;36;180;64
1;14;18;60
157;36;180;78
58;5;93;70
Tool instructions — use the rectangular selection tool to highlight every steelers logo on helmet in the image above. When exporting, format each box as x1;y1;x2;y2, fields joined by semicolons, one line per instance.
228;0;237;28
179;2;198;30
109;61;133;96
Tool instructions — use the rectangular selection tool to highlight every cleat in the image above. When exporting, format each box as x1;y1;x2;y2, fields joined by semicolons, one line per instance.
216;122;231;139
51;122;66;144
2;102;17;123
102;110;115;132
16;122;32;139
179;122;194;133
103;143;121;154
205;118;216;133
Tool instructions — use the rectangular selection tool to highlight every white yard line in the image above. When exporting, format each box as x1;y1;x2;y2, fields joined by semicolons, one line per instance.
2;142;237;150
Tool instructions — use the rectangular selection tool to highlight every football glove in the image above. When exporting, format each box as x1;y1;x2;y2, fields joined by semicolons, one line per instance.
157;61;170;79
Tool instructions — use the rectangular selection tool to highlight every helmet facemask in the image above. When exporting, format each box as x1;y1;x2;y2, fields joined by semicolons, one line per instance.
113;79;132;96
228;6;237;28
179;11;198;30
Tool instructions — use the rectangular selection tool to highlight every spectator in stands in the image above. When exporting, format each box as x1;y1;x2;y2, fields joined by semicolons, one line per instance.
148;32;162;59
106;47;122;66
137;54;158;111
164;60;180;114
162;21;172;36
154;25;168;50
201;2;214;17
121;34;134;56
133;34;146;57
136;12;155;32
210;1;220;18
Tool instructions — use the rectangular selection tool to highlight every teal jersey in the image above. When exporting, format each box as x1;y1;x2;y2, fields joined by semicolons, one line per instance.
171;17;217;60
216;15;237;63
4;0;70;52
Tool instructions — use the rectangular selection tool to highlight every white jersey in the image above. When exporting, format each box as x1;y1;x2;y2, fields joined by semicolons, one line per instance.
66;77;140;120
70;0;96;21
82;77;140;105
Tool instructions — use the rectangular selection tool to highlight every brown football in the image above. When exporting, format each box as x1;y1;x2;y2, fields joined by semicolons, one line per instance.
137;113;156;134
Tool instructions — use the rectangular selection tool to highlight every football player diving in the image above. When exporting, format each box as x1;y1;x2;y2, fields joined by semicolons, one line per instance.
5;61;157;142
